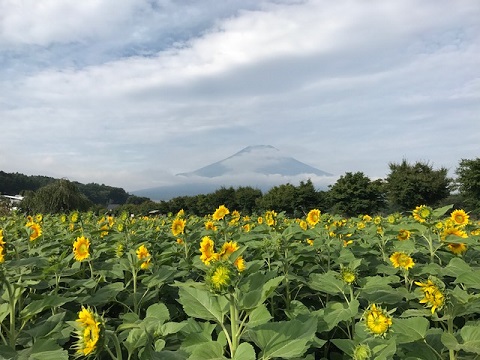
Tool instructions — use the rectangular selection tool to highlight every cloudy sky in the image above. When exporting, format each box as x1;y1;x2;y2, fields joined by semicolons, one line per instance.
1;0;479;192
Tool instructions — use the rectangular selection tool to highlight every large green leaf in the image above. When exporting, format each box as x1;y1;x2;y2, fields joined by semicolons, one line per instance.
85;282;124;306
249;317;316;359
323;300;359;331
232;343;256;360
459;325;480;354
392;317;429;344
188;341;226;360
20;295;74;319
308;271;345;296
176;283;228;323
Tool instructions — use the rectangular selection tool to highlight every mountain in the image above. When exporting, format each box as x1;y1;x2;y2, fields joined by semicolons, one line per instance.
133;145;334;201
177;145;332;177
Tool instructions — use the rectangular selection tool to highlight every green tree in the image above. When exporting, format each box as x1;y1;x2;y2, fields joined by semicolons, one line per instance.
20;179;92;214
455;158;480;212
327;172;385;217
234;186;262;214
385;159;452;211
257;183;297;215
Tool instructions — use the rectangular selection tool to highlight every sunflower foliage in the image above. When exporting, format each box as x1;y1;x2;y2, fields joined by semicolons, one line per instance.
0;204;480;359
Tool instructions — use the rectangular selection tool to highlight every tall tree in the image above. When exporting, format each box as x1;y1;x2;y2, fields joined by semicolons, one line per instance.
327;172;385;217
20;179;92;214
385;159;451;211
455;158;480;212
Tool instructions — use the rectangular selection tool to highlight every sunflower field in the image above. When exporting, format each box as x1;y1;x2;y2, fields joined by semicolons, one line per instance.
1;204;480;360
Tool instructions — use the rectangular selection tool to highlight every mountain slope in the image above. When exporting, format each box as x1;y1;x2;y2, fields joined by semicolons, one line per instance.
177;145;332;177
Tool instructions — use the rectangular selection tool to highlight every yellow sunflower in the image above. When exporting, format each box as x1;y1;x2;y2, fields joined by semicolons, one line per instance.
204;221;217;231
299;220;308;231
397;229;411;241
306;209;321;227
447;242;467;255
199;236;219;265
73;236;90;261
0;229;5;246
206;261;236;294
441;227;468;241
136;244;151;269
389;252;415;270
363;304;392;337
451;209;469;226
26;222;42;241
212;205;229;221
415;279;445;314
171;218;186;236
0;246;5;263
340;267;356;284
74;306;103;356
412;205;432;223
265;210;277;227
234;256;246;272
219;241;239;260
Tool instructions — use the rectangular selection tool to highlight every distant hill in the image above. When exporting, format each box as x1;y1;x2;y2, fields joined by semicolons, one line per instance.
133;145;334;201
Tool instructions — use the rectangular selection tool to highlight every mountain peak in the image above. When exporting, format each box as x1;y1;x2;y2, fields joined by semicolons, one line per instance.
177;145;331;178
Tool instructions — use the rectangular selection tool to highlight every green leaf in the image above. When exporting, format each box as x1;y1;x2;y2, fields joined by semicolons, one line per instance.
249;317;316;359
323;300;359;331
372;337;397;360
246;304;272;328
176;283;228;323
29;338;68;360
20;295;74;319
188;341;226;360
392;317;429;344
459;326;480;354
124;328;147;355
232;343;256;360
330;338;355;357
25;312;65;338
432;204;453;218
308;271;345;296
455;270;480;290
146;303;170;324
85;282;124;306
441;332;459;350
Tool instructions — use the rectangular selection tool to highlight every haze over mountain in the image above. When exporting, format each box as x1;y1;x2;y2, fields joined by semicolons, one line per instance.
133;145;335;200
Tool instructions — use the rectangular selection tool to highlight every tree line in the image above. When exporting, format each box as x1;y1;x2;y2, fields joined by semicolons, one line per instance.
1;158;480;217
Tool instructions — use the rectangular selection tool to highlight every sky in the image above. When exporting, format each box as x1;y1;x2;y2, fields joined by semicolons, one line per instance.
1;0;479;193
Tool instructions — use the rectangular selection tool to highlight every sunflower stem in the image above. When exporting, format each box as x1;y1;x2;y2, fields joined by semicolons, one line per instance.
447;316;456;360
229;293;238;358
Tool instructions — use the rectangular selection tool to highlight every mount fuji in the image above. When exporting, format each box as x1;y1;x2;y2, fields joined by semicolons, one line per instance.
133;145;334;200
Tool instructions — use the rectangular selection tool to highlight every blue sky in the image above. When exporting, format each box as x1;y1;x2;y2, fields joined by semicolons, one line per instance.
1;0;479;192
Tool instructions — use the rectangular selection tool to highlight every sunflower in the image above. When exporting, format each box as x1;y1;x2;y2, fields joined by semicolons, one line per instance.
219;241;239;260
447;242;467;255
397;229;411;241
136;244;151;269
265;210;277;227
363;304;392;337
73;306;103;356
26;222;42;241
362;215;372;222
451;209;469;227
212;205;229;221
73;236;90;261
199;236;219;265
234;256;246;272
389;252;415;270
0;246;5;263
0;229;4;246
70;212;79;223
171;218;186;236
257;216;263;224
441;227;468;241
306;239;314;246
299;220;308;231
412;205;432;223
415;278;445;314
206;261;236;294
340;266;356;284
306;209;321;227
204;221;217;231
353;344;372;360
